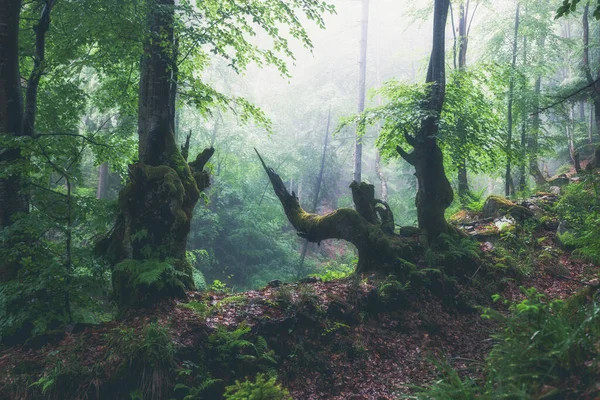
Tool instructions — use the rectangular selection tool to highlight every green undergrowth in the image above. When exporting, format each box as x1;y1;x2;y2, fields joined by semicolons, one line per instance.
411;286;600;399
555;173;600;264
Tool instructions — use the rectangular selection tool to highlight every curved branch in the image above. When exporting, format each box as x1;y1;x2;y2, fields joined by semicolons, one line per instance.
256;148;368;245
396;146;415;165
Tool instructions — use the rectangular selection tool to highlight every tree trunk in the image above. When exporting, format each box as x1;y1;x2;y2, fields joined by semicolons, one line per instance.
505;3;520;198
0;0;26;282
101;0;214;308
353;0;369;183
529;36;546;186
397;0;453;245
518;35;528;193
96;163;109;199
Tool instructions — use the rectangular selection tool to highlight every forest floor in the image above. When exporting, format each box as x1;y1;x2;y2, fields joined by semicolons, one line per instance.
0;197;599;399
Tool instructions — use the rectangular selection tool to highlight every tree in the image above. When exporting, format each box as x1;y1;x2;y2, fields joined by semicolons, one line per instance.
100;0;336;308
102;0;213;307
261;0;455;276
396;0;453;244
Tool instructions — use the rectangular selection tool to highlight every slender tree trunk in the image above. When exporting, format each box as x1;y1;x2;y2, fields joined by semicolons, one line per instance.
103;0;214;308
96;163;109;199
22;0;55;138
528;34;546;186
518;36;528;193
353;0;369;183
506;4;520;198
590;102;594;144
455;2;477;202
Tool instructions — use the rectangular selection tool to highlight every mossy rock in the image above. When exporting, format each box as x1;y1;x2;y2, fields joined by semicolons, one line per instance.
482;195;535;220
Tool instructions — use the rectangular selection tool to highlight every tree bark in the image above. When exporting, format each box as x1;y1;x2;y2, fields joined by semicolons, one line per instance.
505;3;520;197
397;0;453;245
518;35;527;193
353;0;369;183
0;0;26;282
102;0;214;308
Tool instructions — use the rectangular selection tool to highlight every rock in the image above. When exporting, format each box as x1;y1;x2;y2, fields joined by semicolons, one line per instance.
549;186;561;195
548;174;570;187
267;279;282;288
482;195;535;220
298;276;322;284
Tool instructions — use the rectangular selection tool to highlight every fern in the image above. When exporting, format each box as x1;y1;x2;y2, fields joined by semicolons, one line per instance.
224;373;291;400
115;258;186;292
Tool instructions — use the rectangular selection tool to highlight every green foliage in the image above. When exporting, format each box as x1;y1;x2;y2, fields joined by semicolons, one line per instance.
556;0;600;20
107;323;175;370
341;66;503;178
438;233;481;262
180;300;211;319
223;373;291;400
377;275;410;303
555;177;600;263
208;324;277;375
408;358;479;400
114;258;188;300
308;260;353;282
275;286;294;309
210;279;229;293
415;287;600;398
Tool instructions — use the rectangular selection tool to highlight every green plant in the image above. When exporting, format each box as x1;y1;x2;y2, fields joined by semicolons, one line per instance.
224;373;291;400
107;323;175;399
180;300;211;319
555;178;600;263
321;321;350;337
377;275;411;304
408;357;480;399
275;286;293;309
210;280;229;293
114;258;187;294
208;324;277;375
415;287;600;398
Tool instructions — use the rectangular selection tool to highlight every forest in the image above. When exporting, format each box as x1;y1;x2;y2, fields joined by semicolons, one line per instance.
1;0;600;398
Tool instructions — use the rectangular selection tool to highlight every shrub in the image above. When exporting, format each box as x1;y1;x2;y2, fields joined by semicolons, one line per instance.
224;373;291;400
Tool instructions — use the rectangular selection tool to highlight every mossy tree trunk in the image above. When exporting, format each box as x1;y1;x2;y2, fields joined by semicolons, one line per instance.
258;151;419;276
103;0;213;308
396;0;453;245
